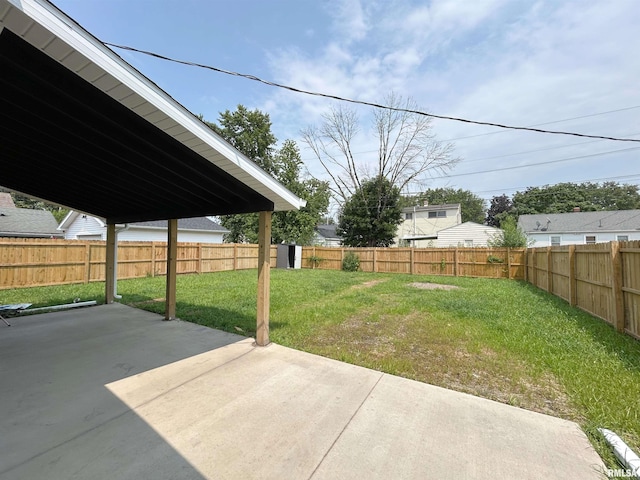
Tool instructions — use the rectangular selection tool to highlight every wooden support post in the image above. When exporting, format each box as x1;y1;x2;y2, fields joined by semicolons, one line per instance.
610;241;625;332
547;246;552;293
506;248;512;279
256;211;272;346
165;219;178;321
372;248;377;273
105;223;116;304
532;249;538;287
524;248;529;283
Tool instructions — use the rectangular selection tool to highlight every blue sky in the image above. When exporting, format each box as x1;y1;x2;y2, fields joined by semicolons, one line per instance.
52;0;640;214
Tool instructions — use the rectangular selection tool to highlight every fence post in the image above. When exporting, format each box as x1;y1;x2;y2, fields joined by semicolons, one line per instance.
568;245;576;306
197;244;202;274
373;248;377;273
506;248;512;280
410;248;414;275
547;246;553;292
532;249;538;287
610;241;625;332
84;241;91;284
233;243;238;271
340;248;345;269
454;247;459;277
524;248;528;282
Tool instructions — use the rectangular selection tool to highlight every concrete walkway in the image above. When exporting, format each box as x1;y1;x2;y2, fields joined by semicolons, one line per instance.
0;304;605;479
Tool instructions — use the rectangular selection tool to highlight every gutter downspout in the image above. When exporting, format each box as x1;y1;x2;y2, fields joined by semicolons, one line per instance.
112;223;130;299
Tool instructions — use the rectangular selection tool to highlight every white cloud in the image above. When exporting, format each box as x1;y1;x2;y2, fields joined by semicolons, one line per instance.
262;0;640;199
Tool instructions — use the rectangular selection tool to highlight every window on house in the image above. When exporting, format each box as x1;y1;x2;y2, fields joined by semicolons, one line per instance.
585;235;596;244
617;235;629;242
464;239;473;247
550;236;561;246
428;211;446;218
405;212;413;220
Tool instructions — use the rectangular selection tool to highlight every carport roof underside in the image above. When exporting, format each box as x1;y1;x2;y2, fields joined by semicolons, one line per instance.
0;0;304;224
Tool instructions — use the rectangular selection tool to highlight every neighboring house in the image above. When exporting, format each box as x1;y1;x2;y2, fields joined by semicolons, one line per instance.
0;207;63;238
58;212;229;243
436;222;502;247
313;224;342;247
395;203;462;247
518;209;640;247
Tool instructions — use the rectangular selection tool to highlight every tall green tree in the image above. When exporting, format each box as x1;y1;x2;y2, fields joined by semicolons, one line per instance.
486;194;514;227
204;106;329;244
512;182;640;215
407;187;485;223
338;176;403;247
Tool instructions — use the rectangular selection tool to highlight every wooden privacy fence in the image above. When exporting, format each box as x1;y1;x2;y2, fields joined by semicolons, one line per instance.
525;241;640;340
0;238;277;289
301;246;525;279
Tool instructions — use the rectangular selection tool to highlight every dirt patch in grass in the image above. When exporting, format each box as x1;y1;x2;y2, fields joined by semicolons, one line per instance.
409;282;460;291
310;308;578;422
352;279;388;289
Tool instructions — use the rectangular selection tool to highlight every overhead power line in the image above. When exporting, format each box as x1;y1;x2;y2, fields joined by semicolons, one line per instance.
105;42;640;144
428;146;640;179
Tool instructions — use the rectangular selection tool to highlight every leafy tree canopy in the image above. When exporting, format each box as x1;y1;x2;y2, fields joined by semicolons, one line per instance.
486;194;514;228
338;176;403;247
404;187;486;224
512;182;640;215
204;106;329;244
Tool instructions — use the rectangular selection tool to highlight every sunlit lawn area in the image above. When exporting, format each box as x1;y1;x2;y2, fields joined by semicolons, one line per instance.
3;268;640;467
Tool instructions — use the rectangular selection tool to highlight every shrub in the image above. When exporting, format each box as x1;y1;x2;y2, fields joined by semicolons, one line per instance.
342;252;360;272
307;255;323;269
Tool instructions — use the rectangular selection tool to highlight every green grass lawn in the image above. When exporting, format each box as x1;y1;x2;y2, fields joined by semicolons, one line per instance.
3;269;639;467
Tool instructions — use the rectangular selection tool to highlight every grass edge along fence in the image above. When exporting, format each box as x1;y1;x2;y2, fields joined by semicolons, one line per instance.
525;240;640;341
301;245;524;279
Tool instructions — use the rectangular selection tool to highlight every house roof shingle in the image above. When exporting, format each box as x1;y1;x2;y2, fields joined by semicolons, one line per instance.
518;210;640;234
0;207;62;237
316;224;341;239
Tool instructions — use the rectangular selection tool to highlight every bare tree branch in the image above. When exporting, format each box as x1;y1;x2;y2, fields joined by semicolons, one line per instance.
301;92;459;205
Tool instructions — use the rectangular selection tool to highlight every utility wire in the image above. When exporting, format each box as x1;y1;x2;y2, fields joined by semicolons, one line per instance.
427;146;640;179
105;42;640;144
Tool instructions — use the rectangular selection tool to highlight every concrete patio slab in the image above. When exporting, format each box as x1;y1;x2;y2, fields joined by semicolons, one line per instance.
0;304;606;479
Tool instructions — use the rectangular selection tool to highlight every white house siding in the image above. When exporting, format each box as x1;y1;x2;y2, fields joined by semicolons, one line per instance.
527;231;640;247
436;222;501;247
117;228;224;243
62;215;225;243
63;215;105;240
395;204;462;247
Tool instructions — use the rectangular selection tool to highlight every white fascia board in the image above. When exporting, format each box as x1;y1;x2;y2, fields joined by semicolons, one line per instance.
6;0;305;212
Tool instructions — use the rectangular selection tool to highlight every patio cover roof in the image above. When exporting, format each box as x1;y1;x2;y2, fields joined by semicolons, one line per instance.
0;0;304;224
